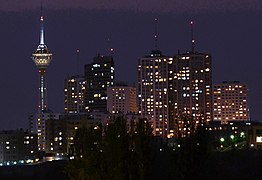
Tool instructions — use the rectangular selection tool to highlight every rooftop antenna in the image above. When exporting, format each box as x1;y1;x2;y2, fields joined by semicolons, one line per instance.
76;49;80;75
107;37;114;55
154;18;158;50
190;20;195;53
75;49;81;113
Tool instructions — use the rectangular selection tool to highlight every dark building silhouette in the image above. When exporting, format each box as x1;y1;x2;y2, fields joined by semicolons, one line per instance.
84;55;115;112
45;113;101;155
0;129;37;164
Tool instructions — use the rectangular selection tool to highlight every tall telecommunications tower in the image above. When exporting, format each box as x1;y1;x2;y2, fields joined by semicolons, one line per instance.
32;10;53;151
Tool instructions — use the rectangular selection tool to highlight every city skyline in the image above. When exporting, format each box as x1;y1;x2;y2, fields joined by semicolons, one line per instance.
0;6;262;129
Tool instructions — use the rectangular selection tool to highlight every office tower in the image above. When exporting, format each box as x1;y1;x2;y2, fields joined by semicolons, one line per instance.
172;52;212;137
213;81;249;123
64;75;86;114
107;85;137;114
138;50;172;137
84;55;115;112
32;12;53;151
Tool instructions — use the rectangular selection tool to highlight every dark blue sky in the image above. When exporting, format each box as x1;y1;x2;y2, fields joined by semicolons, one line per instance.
0;2;262;129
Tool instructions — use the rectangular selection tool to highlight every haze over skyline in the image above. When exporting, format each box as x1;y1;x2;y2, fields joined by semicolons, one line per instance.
0;2;261;129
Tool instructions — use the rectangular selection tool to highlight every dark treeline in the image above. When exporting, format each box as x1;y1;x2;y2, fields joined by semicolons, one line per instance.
65;116;213;180
66;116;153;180
1;115;261;180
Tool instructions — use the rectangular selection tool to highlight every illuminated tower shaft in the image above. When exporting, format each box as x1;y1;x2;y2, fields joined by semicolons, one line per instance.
32;14;53;151
39;70;47;112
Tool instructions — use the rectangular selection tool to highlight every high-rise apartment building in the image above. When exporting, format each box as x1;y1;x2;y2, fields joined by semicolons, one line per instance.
172;52;212;137
64;75;86;114
84;55;115;112
32;12;53;151
138;50;172;137
138;50;212;137
107;85;137;114
213;81;249;123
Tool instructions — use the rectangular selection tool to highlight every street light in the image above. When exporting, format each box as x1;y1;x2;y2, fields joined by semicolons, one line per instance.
230;135;234;140
240;132;245;137
220;137;225;142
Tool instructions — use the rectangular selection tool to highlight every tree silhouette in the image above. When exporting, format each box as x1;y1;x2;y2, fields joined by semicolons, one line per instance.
66;116;153;180
175;115;211;180
131;118;153;180
66;125;104;180
103;116;130;180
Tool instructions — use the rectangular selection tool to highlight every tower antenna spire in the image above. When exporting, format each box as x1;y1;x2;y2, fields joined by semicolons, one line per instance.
154;18;158;50
41;0;43;17
40;1;45;45
190;20;195;53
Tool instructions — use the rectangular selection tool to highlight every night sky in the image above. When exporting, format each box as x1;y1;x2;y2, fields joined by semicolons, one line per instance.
0;1;262;129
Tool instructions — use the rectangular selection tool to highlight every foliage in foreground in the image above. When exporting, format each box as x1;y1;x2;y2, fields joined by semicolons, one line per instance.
66;117;153;180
